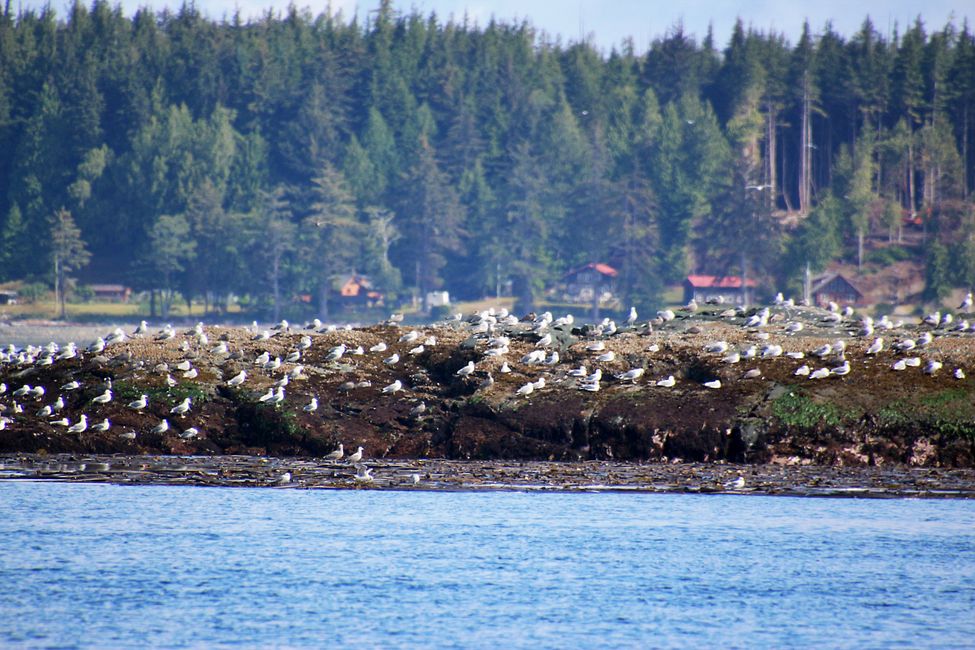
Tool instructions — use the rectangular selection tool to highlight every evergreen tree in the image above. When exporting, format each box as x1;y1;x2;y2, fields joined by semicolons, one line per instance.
49;207;91;319
394;137;465;310
302;161;362;319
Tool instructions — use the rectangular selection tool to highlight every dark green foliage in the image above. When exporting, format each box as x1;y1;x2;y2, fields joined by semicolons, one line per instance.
0;6;973;311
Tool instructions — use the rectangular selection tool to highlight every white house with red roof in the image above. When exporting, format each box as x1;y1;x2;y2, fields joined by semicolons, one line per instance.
683;275;758;306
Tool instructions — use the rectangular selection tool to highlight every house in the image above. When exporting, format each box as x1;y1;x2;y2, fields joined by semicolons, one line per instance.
560;263;618;304
810;273;864;308
683;275;758;306
334;274;383;307
90;284;131;302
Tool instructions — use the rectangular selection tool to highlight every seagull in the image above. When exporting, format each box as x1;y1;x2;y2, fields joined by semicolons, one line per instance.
67;415;89;433
535;333;553;348
254;351;270;366
175;359;192;371
568;365;588;377
325;344;346;362
52;396;64;412
455;361;476;377
831;361;851;376
354;465;373;483
298;335;313;350
960;292;973;312
627;307;638;325
794;365;811;376
410;402;428;417
499;361;512;373
891;359;907;371
91;418;111;432
703;379;721;389
325;444;344;461
285;350;301;363
170;397;192;416
182;368;198;379
809;368;831;379
742;368;762;379
382;380;403;394
656;375;676;388
478;374;495;391
924;360;943;375
303;396;318;412
227;370;247;386
347;446;364;463
91;389;113;404
128;394;149;410
516;382;535;396
267;386;286;406
12;384;31;397
724;475;746;489
165;374;177;388
904;357;922;367
370;341;388;353
383;353;400;366
586;341;606;352
258;387;276;402
52;417;71;427
617;368;645;382
36;404;53;417
595;351;615;362
179;427;199;440
954;368;965;379
705;341;729;354
119;430;137;440
866;338;883;355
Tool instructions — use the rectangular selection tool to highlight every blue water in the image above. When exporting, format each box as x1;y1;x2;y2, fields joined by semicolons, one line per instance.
1;483;973;648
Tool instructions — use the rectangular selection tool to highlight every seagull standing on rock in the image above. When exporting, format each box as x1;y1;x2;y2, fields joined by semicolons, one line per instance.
326;444;344;461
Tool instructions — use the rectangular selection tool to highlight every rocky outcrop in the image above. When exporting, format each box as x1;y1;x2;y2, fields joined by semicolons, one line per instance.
2;311;974;467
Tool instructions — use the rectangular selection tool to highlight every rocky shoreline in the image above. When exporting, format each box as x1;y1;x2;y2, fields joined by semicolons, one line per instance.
3;454;974;498
1;304;975;472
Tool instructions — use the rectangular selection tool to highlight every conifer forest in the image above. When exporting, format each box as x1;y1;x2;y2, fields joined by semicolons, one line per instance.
1;0;974;317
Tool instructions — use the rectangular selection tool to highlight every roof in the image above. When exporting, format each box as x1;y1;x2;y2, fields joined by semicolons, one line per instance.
685;275;758;289
563;262;618;279
89;284;130;292
810;273;863;297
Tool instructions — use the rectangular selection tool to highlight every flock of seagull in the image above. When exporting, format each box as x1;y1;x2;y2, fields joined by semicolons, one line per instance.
2;290;974;484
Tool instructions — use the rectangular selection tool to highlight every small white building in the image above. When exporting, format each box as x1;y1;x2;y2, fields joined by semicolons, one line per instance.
426;291;450;307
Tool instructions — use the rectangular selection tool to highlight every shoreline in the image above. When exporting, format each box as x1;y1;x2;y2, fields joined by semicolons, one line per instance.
2;454;974;498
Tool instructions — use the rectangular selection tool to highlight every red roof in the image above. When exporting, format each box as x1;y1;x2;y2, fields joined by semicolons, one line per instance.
564;262;618;279
685;275;758;289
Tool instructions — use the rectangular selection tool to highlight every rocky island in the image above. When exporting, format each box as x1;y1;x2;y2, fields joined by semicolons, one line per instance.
1;303;974;494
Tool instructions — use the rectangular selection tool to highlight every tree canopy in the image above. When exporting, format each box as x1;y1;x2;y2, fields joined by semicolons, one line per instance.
1;2;975;314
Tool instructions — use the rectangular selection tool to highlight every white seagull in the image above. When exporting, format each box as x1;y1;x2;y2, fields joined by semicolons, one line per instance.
128;394;149;410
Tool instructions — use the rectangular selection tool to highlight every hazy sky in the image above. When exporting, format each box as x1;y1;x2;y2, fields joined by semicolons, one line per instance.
16;0;971;50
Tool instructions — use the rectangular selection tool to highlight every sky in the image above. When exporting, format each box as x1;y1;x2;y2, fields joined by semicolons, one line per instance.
15;0;972;51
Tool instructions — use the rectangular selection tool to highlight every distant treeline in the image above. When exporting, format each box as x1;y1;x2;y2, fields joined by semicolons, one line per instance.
1;0;974;317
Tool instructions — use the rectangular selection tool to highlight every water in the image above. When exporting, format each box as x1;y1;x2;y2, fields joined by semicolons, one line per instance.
1;482;973;648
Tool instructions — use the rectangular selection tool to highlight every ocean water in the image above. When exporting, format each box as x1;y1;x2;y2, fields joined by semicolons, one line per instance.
1;482;973;648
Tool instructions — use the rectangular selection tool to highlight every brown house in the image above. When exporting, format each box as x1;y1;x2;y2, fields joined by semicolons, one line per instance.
90;284;132;302
560;262;618;304
810;273;864;307
683;275;758;306
334;274;383;307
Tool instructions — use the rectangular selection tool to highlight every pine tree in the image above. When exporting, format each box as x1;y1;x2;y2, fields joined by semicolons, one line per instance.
49;208;91;319
395;137;465;310
302;161;362;319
